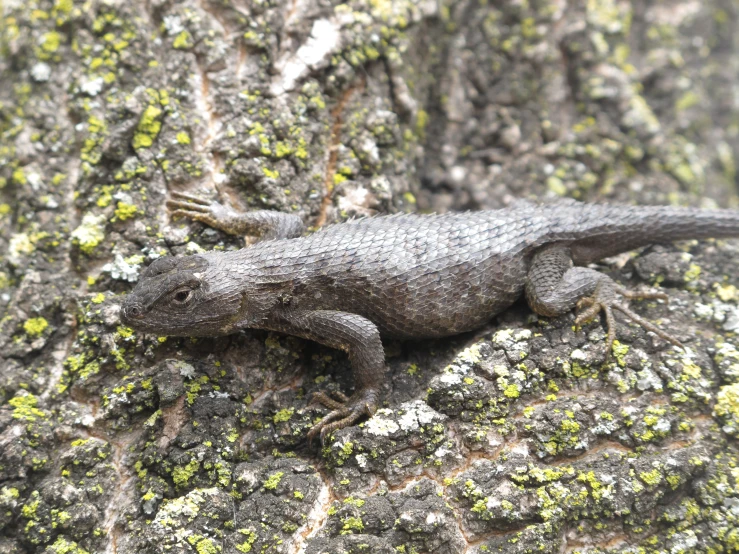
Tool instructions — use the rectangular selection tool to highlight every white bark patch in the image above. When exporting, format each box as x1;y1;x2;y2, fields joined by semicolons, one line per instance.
272;19;341;94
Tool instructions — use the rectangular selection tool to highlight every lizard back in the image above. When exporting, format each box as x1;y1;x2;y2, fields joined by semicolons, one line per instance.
217;203;739;339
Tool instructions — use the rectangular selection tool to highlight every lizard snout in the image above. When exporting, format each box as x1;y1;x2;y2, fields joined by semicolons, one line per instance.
121;301;145;322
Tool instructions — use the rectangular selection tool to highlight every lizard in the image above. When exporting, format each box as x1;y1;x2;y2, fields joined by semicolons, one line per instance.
120;192;739;442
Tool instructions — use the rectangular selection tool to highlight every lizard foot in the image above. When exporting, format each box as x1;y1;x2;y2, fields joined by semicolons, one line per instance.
574;280;682;356
167;191;235;228
306;389;378;445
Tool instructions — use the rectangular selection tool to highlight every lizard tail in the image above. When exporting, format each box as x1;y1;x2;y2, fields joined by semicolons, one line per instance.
552;203;739;264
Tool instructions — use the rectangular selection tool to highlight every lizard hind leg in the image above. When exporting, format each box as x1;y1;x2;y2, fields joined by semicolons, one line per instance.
526;245;683;357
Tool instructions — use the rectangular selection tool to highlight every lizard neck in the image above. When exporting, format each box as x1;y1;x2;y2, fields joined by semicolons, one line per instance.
208;249;296;331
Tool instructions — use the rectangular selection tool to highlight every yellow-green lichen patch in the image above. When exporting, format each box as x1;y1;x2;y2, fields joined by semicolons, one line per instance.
273;408;294;423
187;534;219;554
0;487;20;503
113;201;138;221
542;411;582;456
172;30;193;49
262;471;284;490
47;537;90;554
63;353;101;385
235;529;257;552
132;105;163;150
714;383;739;435
639;467;663;487
23;317;49;337
176;131;191;145
8;394;48;422
38;31;63;59
262;167;279;179
683;262;701;283
172;459;200;488
716;283;738;302
611;340;629;366
503;383;520;398
339;515;364;535
8;233;35;261
71;213;106;255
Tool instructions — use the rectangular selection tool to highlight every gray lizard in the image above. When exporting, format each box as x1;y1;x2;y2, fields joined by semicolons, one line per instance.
120;192;739;441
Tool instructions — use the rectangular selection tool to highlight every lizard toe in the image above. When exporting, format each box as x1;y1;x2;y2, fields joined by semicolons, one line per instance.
306;389;379;445
574;279;683;358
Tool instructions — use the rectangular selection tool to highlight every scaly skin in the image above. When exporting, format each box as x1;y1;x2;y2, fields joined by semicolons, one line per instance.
120;193;739;442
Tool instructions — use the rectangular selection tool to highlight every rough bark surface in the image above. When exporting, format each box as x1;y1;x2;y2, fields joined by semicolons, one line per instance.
1;0;739;553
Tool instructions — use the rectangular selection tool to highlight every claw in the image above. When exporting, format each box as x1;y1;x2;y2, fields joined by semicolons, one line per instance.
166;200;210;213
615;284;669;302
611;303;683;348
170;209;216;227
305;389;378;445
575;283;683;359
330;390;350;403
603;303;616;355
170;191;212;205
309;391;346;411
574;301;601;326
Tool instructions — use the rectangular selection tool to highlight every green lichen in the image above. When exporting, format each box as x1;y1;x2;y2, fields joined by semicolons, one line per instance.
12;167;26;185
9;233;35;259
715;383;739;434
684;263;701;282
262;167;279;179
340;516;365;535
639;468;663;486
675;91;699;112
114;201;138;221
176;131;191;145
48;537;90;554
23;317;48;337
611;340;629;366
172;459;200;488
71;213;106;255
263;471;284;490
132;105;163;149
503;383;520;398
273;408;294;423
8;394;47;422
236;529;257;552
39;31;62;56
188;535;219;554
0;487;19;502
173;30;193;49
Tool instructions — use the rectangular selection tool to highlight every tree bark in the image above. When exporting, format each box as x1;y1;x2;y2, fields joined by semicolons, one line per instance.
1;0;739;553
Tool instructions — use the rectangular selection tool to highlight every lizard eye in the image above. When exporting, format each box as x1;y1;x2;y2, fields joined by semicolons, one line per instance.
173;289;193;303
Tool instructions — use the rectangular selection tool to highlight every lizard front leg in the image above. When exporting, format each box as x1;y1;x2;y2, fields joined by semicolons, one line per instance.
525;244;681;355
167;191;305;241
266;310;385;443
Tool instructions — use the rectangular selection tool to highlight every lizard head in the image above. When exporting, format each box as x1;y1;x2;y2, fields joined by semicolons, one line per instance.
120;254;242;336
